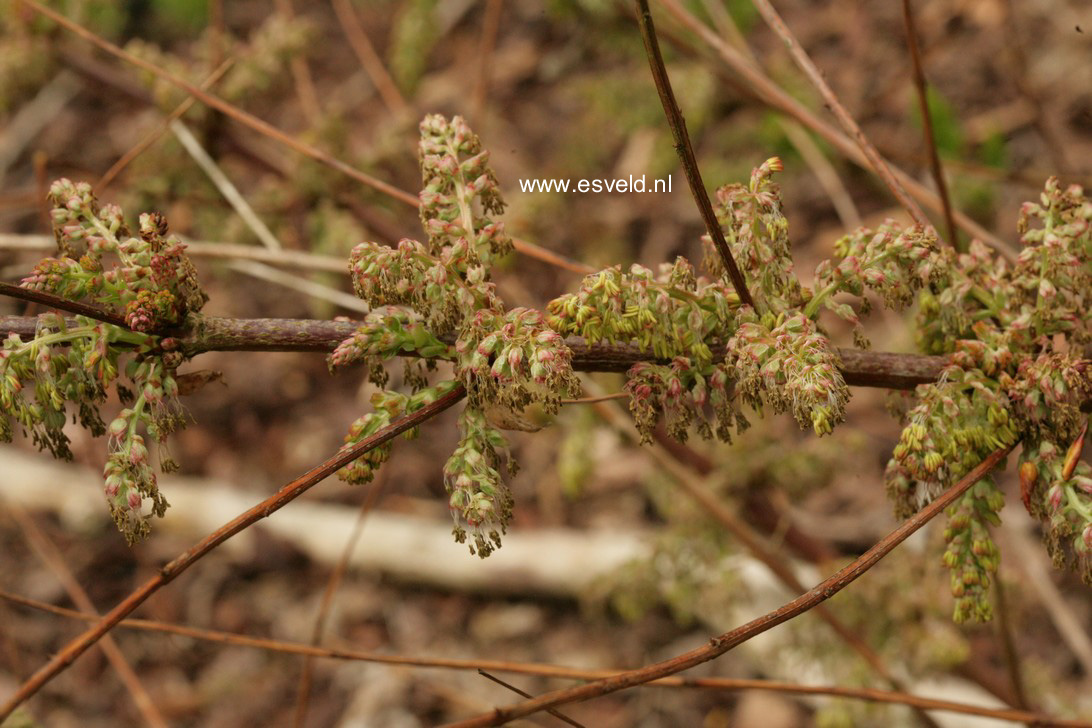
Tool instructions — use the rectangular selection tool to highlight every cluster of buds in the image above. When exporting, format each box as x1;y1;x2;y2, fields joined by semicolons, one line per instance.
334;116;579;558
727;312;849;437
942;482;1005;623
706;156;806;313
6;184;202;544
348;238;499;335
328;306;452;387
885;367;1019;517
24;180;207;331
457;307;579;417
336;380;461;485
444;407;514;558
418;114;513;267
101;354;182;544
807;223;941;345
1003;353;1089;442
1018;437;1092;585
625;358;744;444
546;258;739;366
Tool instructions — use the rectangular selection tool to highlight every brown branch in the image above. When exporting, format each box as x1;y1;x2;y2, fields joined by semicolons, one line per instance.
442;444;1015;727
748;0;929;230
593;395;940;728
477;671;585;728
0;282;129;328
634;0;755;309
0;384;466;721
0;314;949;390
3;587;1087;726
901;0;959;250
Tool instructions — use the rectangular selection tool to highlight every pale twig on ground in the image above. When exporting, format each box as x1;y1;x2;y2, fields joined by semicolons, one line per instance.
170;118;283;251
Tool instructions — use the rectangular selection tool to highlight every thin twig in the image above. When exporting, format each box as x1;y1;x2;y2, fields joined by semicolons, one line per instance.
586;380;941;728
993;577;1031;711
0;384;466;720
634;0;755;309
330;0;410;116
477;671;585;728
655;0;1015;259
293;474;387;728
227;260;370;313
22;2;592;277
96;58;235;192
694;0;861;229
748;0;929;231
901;0;958;249
170;118;283;251
4;503;169;728
442;444;1015;727
0;233;347;272
21;0;419;207
0;281;128;328
1;587;1087;726
471;0;505;123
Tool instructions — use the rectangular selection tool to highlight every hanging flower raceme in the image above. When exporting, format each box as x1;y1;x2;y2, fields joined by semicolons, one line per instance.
444;406;514;558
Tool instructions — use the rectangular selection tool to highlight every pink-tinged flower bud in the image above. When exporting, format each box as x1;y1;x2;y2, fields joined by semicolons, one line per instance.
108;417;129;438
128;491;142;511
1047;484;1063;512
536;349;555;363
104;476;121;498
633;384;652;400
1038;279;1057;299
507;347;523;369
667;377;682;398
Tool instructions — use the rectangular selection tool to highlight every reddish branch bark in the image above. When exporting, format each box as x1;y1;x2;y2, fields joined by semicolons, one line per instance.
443;445;1016;727
0;385;466;721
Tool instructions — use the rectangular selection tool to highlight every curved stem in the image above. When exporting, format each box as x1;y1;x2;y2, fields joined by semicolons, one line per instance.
0;384;467;721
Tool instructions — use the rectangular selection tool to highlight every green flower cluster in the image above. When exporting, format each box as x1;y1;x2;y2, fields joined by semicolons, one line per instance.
25;179;207;331
884;178;1092;620
1018;438;1092;584
729;312;849;437
333;115;578;556
4;184;203;544
444;407;515;558
547;257;737;363
336;380;461;486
